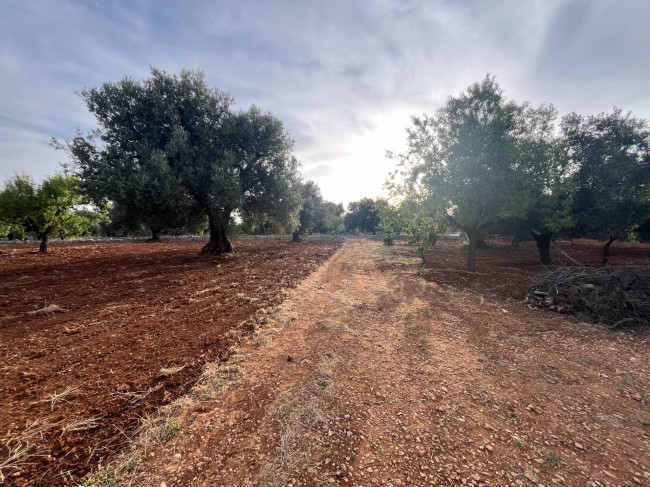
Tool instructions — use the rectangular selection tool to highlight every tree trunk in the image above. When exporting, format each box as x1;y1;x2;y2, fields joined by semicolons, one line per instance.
149;228;161;242
39;227;53;253
201;210;232;254
292;231;301;243
221;218;232;252
466;229;477;272
532;232;552;265
602;236;618;264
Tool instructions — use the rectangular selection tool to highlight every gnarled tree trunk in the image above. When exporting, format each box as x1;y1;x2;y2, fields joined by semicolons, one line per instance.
532;232;552;265
201;209;232;254
292;231;301;243
39;226;53;253
149;227;161;242
602;236;618;264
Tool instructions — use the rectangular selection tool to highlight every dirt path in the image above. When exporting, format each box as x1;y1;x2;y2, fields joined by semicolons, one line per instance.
125;240;649;486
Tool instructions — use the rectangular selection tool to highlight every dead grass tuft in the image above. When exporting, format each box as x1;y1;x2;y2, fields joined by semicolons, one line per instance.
157;365;185;378
109;385;161;405
0;421;55;482
49;385;80;411
28;303;68;315
61;417;101;435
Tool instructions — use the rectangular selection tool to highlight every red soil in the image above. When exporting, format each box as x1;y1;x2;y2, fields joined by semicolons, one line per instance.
0;239;342;486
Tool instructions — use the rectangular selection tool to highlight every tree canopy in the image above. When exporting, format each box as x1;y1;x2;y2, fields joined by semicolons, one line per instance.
563;108;650;262
291;181;344;241
391;77;650;268
344;197;380;234
0;174;90;252
60;68;301;253
394;76;549;270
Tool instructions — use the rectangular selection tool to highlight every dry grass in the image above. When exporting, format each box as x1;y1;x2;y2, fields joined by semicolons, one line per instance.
109;385;161;405
49;385;80;411
260;352;341;486
157;365;185;378
28;303;68;315
0;421;54;482
61;417;101;435
197;363;243;394
77;359;247;486
78;297;293;486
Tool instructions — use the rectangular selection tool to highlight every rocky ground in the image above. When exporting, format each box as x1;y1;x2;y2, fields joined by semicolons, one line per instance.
114;240;650;487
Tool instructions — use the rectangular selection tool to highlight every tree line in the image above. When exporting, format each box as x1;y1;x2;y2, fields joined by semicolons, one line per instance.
382;75;650;270
2;71;647;263
0;68;381;252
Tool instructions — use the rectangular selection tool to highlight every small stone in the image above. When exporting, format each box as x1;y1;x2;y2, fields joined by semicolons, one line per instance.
574;442;584;450
631;393;642;402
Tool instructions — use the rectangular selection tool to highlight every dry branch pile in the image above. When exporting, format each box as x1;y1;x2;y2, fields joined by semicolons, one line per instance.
527;266;650;328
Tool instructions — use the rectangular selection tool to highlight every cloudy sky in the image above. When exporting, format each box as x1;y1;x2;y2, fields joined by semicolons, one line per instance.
1;0;649;207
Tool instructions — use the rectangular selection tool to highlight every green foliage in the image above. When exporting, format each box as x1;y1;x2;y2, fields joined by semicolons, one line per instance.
392;75;571;270
0;174;90;251
294;181;344;236
488;104;575;264
224;106;302;237
59;68;301;252
344;197;380;233
563;108;650;242
376;197;446;245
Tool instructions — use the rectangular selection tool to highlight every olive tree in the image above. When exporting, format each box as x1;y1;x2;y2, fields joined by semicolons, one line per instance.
60;68;301;253
394;76;544;270
563;108;650;263
0;174;90;252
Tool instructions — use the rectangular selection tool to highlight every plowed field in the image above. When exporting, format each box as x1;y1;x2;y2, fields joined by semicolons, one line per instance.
0;239;342;485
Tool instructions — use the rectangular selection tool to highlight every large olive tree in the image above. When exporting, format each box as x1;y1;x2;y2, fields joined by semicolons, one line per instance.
563;108;650;263
394;76;547;270
61;68;301;253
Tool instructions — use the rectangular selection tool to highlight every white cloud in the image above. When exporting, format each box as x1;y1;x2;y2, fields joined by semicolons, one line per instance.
1;0;649;205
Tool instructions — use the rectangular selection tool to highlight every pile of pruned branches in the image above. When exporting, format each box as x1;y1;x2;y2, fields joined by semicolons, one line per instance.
527;266;650;328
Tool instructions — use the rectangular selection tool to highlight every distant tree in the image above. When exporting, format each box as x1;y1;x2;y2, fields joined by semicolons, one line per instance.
563;108;650;263
393;76;554;270
0;174;90;252
60;68;300;254
344;197;380;234
319;201;345;233
291;181;344;241
376;197;445;247
292;181;323;242
73;206;112;237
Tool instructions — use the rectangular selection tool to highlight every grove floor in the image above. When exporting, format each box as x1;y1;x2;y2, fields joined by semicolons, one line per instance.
120;240;650;487
0;239;342;485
